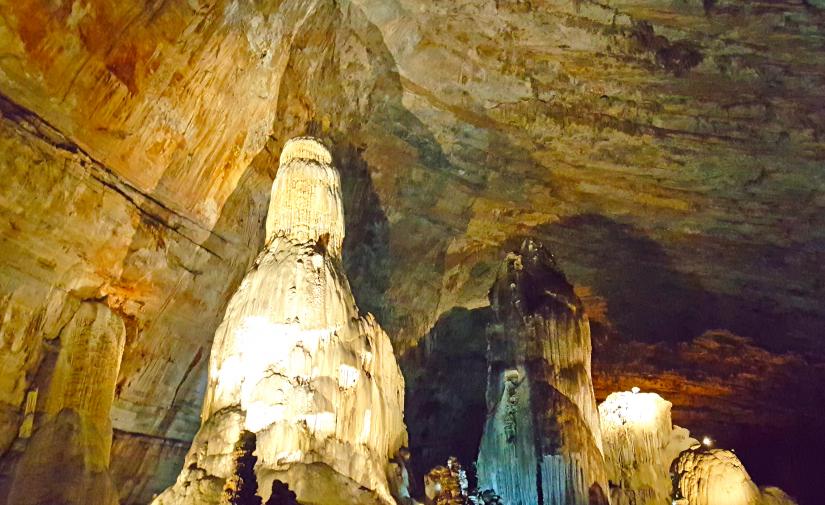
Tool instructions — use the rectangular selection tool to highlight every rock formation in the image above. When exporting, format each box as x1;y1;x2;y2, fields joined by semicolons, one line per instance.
476;239;608;505
671;447;797;505
152;138;407;505
6;302;125;505
598;390;697;505
0;0;824;502
423;457;468;505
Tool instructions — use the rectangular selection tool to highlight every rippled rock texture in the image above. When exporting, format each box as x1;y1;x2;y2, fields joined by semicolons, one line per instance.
599;390;696;505
152;138;406;505
476;239;607;505
0;0;824;503
672;447;797;505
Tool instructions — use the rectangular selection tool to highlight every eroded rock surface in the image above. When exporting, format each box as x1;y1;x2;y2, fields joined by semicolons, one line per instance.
152;138;407;505
0;0;824;502
672;447;797;505
476;239;607;505
6;302;125;505
599;390;696;505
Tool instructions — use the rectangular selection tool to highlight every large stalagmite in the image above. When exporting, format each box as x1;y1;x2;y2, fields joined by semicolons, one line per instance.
153;137;407;505
476;239;608;505
6;302;125;505
598;390;696;505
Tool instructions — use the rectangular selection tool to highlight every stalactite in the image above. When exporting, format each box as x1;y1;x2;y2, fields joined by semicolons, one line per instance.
476;239;607;505
7;301;125;505
153;137;407;505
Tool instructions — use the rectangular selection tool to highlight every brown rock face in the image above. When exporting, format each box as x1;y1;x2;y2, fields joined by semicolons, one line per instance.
0;0;824;503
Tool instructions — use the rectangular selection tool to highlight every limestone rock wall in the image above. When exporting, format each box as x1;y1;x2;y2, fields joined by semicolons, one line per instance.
476;239;607;505
153;138;407;505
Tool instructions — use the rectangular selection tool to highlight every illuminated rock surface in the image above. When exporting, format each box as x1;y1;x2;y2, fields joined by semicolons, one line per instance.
672;446;797;505
0;0;823;503
476;239;607;505
6;302;125;505
152;138;407;505
599;390;696;505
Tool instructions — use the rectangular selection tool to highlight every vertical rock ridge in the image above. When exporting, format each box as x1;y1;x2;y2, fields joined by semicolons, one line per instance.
477;239;607;505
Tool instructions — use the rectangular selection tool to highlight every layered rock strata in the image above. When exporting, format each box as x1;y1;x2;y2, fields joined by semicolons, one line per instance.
152;138;407;505
476;239;607;505
598;390;696;505
7;302;125;505
671;447;796;505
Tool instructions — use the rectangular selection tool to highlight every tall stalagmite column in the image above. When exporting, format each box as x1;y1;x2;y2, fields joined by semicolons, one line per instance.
7;301;125;505
476;239;608;505
153;137;407;505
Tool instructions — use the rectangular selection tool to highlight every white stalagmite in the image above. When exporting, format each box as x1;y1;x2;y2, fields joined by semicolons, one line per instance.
153;137;407;505
476;239;608;505
672;447;797;505
7;302;125;505
598;390;696;505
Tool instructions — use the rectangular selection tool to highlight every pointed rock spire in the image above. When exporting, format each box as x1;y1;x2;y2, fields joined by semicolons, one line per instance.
154;137;406;505
477;238;608;505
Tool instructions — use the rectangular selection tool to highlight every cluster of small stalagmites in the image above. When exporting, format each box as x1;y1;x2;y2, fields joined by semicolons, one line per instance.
598;390;696;505
671;446;796;505
423;457;469;505
6;302;125;505
152;138;407;505
476;238;608;505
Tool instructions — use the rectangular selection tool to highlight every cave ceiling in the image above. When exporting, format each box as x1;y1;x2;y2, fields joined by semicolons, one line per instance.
0;0;824;503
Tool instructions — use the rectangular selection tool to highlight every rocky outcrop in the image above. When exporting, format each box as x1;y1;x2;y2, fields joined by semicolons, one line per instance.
6;302;125;505
671;447;797;505
152;138;406;505
599;390;697;505
476;239;607;505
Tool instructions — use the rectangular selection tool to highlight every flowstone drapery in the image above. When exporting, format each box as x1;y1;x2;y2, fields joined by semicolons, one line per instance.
598;390;696;505
153;137;407;505
476;239;608;505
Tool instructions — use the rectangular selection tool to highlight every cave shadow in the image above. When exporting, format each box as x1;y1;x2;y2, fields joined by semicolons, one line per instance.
494;213;721;345
335;144;394;325
399;306;493;494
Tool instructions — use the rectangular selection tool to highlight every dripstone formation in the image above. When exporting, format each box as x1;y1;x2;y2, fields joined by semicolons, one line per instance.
153;137;407;505
598;390;696;505
476;239;608;505
6;302;125;505
671;447;796;505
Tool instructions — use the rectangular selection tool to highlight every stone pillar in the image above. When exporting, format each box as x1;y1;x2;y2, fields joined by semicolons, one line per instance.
476;239;608;505
7;301;125;505
154;137;407;505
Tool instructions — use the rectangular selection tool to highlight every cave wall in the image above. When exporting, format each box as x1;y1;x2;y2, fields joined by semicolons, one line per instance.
0;0;824;503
